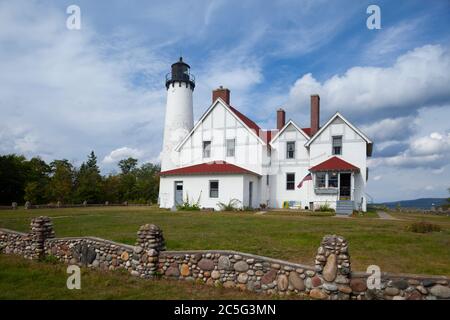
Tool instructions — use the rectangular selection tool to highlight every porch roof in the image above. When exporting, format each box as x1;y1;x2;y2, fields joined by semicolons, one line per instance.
309;157;360;173
159;161;261;177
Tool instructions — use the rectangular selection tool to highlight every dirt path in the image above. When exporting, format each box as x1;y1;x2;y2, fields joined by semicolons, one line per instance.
377;211;400;220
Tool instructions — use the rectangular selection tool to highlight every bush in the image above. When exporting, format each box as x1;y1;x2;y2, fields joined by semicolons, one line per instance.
406;221;441;233
176;192;201;211
318;202;335;212
217;199;242;211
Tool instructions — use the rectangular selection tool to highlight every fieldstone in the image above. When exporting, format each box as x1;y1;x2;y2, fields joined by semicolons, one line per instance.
306;270;315;277
365;289;384;300
407;290;423;300
180;264;190;276
422;279;435;287
261;270;277;285
311;276;322;287
323;282;338;292
288;272;305;291
393;296;405;300
92;260;100;268
338;285;352;294
211;270;220;280
223;281;235;289
335;275;350;284
131;270;140;277
234;261;249;272
391;279;408;290
120;251;129;261
385;287;400;296
277;275;289;291
416;286;427;295
271;263;281;269
198;259;215;271
309;288;329;300
238;273;249;284
429;285;450;298
218;256;232;270
350;278;367;292
322;254;337;282
134;246;143;254
165;266;180;277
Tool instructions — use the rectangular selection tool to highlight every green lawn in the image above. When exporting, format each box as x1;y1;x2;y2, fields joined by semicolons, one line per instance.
0;254;288;300
1;206;450;276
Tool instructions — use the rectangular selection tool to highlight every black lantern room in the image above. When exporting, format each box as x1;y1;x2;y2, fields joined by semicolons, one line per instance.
165;57;195;90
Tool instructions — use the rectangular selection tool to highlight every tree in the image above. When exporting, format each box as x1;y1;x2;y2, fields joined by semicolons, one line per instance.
47;160;74;203
24;157;51;204
134;163;160;203
118;157;138;175
0;154;28;204
74;151;102;203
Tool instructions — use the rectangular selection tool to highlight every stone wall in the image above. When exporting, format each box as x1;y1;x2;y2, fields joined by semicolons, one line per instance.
1;216;449;300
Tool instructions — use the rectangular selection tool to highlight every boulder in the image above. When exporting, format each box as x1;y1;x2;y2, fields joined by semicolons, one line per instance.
430;285;450;298
180;264;190;276
165;266;180;277
198;259;215;271
322;254;337;282
218;256;231;270
277;275;289;291
288;272;305;291
309;288;329;300
350;278;367;292
261;270;277;285
234;261;249;272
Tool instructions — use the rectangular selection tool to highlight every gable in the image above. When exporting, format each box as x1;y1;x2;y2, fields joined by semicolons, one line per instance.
175;98;266;152
270;120;310;146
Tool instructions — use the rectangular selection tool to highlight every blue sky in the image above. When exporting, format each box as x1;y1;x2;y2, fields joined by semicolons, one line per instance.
0;0;449;202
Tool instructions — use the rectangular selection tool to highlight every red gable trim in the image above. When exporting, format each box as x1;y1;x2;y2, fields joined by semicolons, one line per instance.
309;157;360;172
301;127;311;137
160;161;261;177
229;105;261;135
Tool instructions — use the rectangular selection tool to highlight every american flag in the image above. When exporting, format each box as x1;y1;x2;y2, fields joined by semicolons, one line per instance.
297;173;312;188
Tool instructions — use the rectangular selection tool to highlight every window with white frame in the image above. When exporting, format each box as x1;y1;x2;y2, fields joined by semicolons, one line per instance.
209;180;219;198
332;136;342;155
203;141;211;158
226;139;235;157
315;172;326;188
286;173;295;190
286;141;295;159
328;172;338;188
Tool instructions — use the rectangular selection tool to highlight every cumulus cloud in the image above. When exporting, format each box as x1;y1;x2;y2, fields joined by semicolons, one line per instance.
287;45;450;121
102;147;144;164
410;132;450;156
361;116;416;142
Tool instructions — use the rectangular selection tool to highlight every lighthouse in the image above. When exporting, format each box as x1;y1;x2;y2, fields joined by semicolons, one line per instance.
160;57;195;171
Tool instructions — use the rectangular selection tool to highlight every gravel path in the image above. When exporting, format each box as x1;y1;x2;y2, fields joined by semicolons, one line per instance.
377;211;399;220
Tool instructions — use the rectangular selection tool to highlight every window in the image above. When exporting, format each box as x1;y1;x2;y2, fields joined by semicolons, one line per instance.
266;175;270;186
226;139;235;157
203;141;211;158
209;180;219;198
316;172;326;188
286;173;295;190
286;141;295;159
328;172;338;188
332;136;342;155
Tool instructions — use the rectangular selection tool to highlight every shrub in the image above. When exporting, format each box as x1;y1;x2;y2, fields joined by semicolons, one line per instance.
406;221;441;233
176;192;201;211
217;199;242;211
318;202;335;212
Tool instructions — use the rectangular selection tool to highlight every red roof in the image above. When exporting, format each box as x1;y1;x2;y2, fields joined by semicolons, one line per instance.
229;105;261;135
160;161;261;176
301;127;311;137
309;157;360;172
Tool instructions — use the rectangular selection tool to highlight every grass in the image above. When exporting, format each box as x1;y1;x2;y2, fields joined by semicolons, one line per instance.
0;255;294;300
1;206;449;277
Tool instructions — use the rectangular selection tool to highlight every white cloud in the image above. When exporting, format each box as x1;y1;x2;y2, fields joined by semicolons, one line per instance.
373;175;382;181
102;147;144;164
361;116;416;142
410;132;450;156
287;45;450;120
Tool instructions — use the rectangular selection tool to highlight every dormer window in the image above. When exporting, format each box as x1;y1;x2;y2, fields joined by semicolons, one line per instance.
203;141;211;158
286;141;295;159
332;136;342;155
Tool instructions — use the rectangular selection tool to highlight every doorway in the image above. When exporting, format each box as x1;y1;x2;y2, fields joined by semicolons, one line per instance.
339;173;351;200
174;181;183;205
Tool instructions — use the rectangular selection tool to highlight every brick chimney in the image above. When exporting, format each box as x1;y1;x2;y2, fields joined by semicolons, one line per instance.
310;94;320;136
277;108;286;130
212;86;230;104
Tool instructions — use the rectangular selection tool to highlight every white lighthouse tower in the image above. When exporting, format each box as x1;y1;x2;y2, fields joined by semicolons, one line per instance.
160;57;195;171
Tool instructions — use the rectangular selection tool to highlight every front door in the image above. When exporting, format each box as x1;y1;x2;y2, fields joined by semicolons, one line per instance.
339;173;351;200
174;181;183;205
248;181;253;208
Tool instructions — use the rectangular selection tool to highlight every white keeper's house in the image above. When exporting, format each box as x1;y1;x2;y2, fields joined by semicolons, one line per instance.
158;58;373;214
